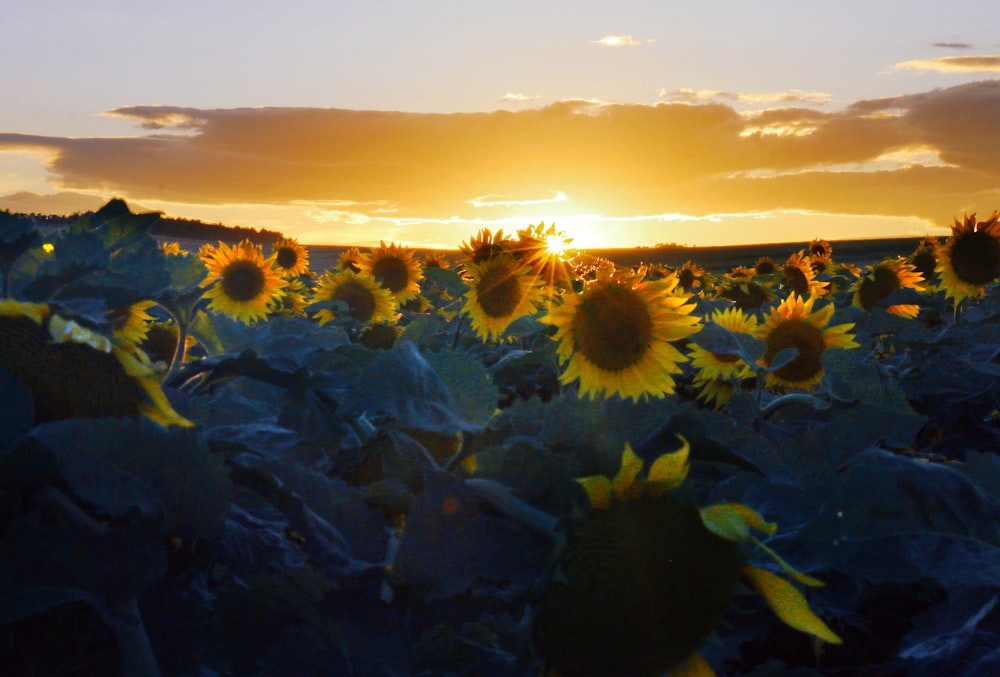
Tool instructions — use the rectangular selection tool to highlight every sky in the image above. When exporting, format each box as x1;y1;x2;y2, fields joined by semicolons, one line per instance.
2;0;999;249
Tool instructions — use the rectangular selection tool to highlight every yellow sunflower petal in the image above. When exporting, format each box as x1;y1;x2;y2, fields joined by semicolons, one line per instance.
667;652;716;677
644;434;690;498
742;565;842;644
612;443;643;500
698;503;777;543
576;475;612;510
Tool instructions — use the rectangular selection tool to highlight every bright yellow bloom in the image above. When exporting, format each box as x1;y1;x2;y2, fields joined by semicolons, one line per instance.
754;294;858;390
0;299;191;427
338;246;362;272
782;250;827;298
461;255;544;341
161;241;186;256
459;228;513;265
688;307;758;408
200;240;287;324
311;268;397;325
270;237;310;277
357;241;424;303
108;300;158;344
808;238;833;259
935;212;1000;304
535;439;841;677
541;267;700;401
512;222;576;292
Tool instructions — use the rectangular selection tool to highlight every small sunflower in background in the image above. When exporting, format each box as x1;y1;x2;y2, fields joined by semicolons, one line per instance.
422;251;451;269
809;251;835;276
108;299;158;344
199;240;286;324
274;277;310;316
358;241;424;303
161;241;187;256
753;256;778;276
0;299;191;427
808;238;833;259
935;212;1000;305
675;260;707;294
311;268;398;326
851;257;925;318
269;236;310;278
533;439;841;677
688;307;758;409
337;246;363;272
717;279;774;311
461;254;545;341
541;267;700;401
908;236;939;284
755;294;858;391
782;250;826;298
460;227;513;265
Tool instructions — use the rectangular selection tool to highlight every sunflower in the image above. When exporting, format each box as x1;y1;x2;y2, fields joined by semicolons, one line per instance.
357;241;424;303
755;294;858;391
675;260;707;293
108;299;158;344
534;439;841;677
541;267;700;401
459;227;513;265
338;246;363;272
422;251;451;269
199;240;286;324
717;280;774;311
782;250;826;298
808;238;833;259
461;255;545;340
513;222;576;292
908;236;939;284
0;299;192;427
852;257;925;318
753;256;778;276
311;268;398;326
688;307;757;408
935;212;1000;304
274;277;310;316
270;236;310;277
161;241;186;256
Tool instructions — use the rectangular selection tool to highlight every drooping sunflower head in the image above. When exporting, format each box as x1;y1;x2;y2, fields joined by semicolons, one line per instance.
540;268;700;401
270;237;310;278
358;241;424;303
459;228;513;265
0;300;192;427
755;294;858;390
852;257;925;317
782;250;826;298
935;212;1000;304
199;239;287;324
107;300;158;344
337;246;363;272
311;268;398;326
461;254;544;341
534;439;841;676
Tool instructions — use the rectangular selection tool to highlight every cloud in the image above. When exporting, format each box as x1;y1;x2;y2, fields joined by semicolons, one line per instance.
592;35;642;47
2;79;999;245
933;42;973;50
501;92;540;104
891;55;1000;73
658;88;831;107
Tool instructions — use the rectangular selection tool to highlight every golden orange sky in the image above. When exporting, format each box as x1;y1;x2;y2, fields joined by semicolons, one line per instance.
2;79;1000;248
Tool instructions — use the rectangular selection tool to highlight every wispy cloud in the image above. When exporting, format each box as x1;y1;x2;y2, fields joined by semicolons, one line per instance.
592;35;645;47
932;42;973;50
891;55;1000;73
658;88;831;107
3;80;999;246
501;92;540;104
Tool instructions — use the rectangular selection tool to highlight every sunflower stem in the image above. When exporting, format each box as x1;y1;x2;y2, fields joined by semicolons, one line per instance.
451;313;466;350
161;307;190;386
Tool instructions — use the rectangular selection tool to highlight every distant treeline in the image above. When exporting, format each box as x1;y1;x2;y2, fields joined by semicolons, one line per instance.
21;209;285;245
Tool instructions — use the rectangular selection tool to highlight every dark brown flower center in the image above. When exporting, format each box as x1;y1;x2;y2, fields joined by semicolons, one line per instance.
856;266;903;311
678;268;697;290
371;255;410;293
275;247;299;270
221;260;266;302
949;229;1000;285
783;264;811;297
571;282;652;371
333;280;377;321
910;250;936;281
763;318;826;383
720;282;769;310
476;265;523;318
0;315;142;423
755;259;777;275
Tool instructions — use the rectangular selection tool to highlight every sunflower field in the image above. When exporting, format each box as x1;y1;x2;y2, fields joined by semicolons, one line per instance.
3;199;1000;676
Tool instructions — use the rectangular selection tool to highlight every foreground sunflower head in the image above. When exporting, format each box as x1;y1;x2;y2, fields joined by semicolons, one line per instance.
461;254;545;341
0;299;192;427
533;439;841;677
935;212;1000;304
541;267;700;401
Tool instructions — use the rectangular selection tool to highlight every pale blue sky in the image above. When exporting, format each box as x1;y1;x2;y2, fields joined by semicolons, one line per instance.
2;1;999;247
